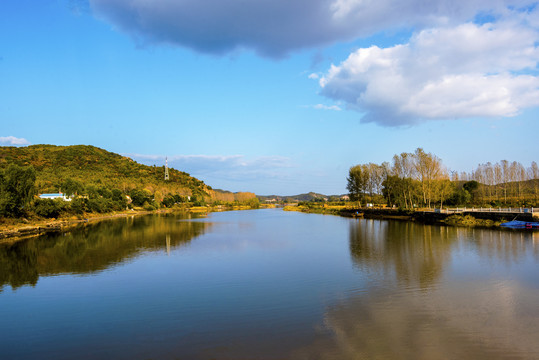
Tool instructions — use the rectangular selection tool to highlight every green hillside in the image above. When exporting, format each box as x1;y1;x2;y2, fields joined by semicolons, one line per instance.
0;144;209;197
0;144;262;220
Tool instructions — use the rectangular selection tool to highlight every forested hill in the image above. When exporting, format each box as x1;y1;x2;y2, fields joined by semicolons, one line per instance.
0;144;209;197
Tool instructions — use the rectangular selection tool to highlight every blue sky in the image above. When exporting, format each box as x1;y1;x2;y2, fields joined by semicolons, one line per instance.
1;0;538;195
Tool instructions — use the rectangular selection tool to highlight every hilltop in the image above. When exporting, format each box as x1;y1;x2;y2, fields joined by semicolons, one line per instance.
0;144;209;197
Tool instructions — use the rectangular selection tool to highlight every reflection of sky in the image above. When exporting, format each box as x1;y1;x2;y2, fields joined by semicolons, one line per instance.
294;279;539;359
1;210;538;359
305;220;539;359
449;229;539;289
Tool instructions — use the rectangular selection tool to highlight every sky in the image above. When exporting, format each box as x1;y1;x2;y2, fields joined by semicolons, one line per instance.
1;0;538;195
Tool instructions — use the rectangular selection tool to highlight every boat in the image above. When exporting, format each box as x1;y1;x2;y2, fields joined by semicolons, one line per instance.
500;220;539;229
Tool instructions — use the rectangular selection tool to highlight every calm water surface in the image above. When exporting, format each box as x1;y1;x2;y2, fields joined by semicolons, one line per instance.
1;209;538;359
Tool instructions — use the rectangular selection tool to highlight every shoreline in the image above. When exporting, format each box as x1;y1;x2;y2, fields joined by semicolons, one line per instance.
0;204;272;243
286;205;538;229
0;209;165;243
3;204;534;242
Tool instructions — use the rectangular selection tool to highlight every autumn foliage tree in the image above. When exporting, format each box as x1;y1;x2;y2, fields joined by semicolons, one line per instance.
349;148;537;209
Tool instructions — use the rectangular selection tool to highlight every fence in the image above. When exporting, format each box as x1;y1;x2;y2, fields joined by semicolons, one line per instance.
437;207;536;214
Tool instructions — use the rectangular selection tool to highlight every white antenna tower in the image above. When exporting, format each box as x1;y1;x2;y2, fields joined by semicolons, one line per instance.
165;157;169;181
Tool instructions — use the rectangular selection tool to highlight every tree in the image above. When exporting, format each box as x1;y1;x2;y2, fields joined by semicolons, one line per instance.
0;165;36;217
111;189;127;210
129;189;152;207
61;178;84;197
463;180;479;202
529;162;539;202
413;148;442;208
347;165;367;206
382;175;405;208
437;178;454;209
392;152;416;209
494;163;503;202
501;160;509;204
365;163;384;198
34;198;66;218
154;190;164;208
162;194;176;208
245;197;260;209
484;162;494;201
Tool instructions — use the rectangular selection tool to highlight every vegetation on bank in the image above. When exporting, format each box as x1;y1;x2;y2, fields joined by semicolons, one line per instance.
284;202;510;228
0;145;259;226
443;215;500;227
347;148;538;210
283;202;345;215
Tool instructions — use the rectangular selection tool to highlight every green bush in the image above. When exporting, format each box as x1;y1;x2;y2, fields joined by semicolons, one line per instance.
69;198;87;214
87;197;113;213
129;189;152;207
34;199;66;218
444;215;499;227
143;201;157;211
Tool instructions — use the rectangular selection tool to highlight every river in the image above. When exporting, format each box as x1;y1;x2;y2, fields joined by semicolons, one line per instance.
1;209;538;359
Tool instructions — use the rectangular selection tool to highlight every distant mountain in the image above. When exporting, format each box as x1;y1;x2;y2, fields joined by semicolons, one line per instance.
258;192;346;202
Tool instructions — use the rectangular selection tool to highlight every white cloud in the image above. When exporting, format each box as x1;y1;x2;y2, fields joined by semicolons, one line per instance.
88;0;539;125
314;104;342;111
89;0;534;57
126;153;294;182
0;136;30;146
320;17;539;126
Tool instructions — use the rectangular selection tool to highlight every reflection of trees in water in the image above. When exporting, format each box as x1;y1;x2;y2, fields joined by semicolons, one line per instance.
349;220;455;288
349;220;538;288
296;221;539;359
466;228;539;263
0;213;210;291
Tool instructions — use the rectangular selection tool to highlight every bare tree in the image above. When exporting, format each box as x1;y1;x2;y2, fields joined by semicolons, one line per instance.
528;161;539;202
413;148;442;208
494;163;503;202
484;162;494;200
393;152;416;208
501;160;509;204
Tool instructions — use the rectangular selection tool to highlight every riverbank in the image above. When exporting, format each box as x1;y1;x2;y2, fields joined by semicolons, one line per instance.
3;203;531;242
0;204;273;242
0;209;167;242
285;205;536;228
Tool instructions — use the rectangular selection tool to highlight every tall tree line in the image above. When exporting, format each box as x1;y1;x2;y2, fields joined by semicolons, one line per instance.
467;160;539;204
347;148;538;208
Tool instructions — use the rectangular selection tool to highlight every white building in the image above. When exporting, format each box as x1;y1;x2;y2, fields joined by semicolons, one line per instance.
39;193;72;201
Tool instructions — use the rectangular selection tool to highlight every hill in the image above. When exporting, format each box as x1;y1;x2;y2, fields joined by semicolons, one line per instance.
0;144;209;198
258;192;346;203
0;144;260;227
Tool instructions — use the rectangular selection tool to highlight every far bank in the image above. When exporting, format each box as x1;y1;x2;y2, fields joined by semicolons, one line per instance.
285;204;539;228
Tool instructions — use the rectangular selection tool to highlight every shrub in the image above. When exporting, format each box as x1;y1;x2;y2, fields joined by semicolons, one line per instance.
70;198;87;214
34;199;66;218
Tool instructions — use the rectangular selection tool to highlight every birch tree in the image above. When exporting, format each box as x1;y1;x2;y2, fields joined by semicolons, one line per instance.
413;148;442;208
